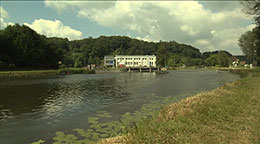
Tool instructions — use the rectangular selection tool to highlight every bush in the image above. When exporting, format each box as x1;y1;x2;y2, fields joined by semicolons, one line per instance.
58;68;95;75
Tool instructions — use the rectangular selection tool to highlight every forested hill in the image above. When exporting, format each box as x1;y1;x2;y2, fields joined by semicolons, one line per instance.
69;35;202;66
0;24;231;70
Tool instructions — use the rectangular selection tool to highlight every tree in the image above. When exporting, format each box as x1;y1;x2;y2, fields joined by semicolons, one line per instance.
238;28;259;65
206;54;219;66
168;54;181;67
217;51;230;67
156;45;169;67
205;51;230;67
191;58;203;66
240;0;260;65
180;57;191;66
0;24;68;69
0;24;47;68
72;53;84;68
241;0;260;25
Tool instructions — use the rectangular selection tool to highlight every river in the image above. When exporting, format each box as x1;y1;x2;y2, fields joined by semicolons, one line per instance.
0;70;240;144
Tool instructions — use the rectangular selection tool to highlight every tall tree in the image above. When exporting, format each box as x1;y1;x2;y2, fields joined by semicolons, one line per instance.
240;0;260;65
217;51;230;67
238;28;259;65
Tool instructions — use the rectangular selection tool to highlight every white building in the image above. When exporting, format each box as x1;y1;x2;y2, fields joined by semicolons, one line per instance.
115;55;156;68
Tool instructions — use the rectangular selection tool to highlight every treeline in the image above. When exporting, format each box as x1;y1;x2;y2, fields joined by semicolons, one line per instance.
0;24;67;69
0;24;232;70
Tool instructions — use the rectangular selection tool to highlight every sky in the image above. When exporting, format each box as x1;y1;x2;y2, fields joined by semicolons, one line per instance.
0;1;256;55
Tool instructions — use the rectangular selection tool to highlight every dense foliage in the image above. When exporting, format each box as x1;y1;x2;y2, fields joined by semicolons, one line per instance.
0;24;234;70
238;28;259;65
0;24;68;69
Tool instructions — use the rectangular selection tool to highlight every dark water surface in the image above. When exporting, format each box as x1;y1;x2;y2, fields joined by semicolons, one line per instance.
0;70;240;144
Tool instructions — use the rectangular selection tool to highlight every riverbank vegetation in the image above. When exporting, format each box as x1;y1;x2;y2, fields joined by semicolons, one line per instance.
0;68;95;78
98;68;260;144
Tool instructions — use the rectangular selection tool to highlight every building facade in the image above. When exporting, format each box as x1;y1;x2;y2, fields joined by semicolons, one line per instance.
104;56;115;67
115;55;156;68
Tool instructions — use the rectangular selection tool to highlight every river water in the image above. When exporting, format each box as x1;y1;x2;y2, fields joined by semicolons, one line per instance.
0;70;240;144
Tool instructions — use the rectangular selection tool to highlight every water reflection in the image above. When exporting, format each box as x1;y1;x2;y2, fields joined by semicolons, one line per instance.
0;74;133;121
0;84;50;120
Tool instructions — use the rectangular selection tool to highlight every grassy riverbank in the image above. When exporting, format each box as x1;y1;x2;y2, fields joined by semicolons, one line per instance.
0;68;95;78
99;68;260;144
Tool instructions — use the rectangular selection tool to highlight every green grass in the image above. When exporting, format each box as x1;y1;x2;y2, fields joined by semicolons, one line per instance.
0;68;95;78
98;68;260;144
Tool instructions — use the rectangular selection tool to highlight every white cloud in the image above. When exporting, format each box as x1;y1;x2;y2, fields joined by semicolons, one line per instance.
0;6;9;19
0;7;14;30
24;19;83;40
0;18;14;29
44;1;115;14
180;25;198;36
195;39;211;46
136;35;158;42
45;1;255;54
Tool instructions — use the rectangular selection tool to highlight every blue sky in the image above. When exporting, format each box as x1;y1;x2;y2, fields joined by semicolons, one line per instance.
0;1;255;55
1;1;126;38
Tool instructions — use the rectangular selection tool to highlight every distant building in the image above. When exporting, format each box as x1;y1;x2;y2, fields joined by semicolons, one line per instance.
104;56;115;67
239;61;246;66
115;55;156;68
232;59;239;67
234;55;252;64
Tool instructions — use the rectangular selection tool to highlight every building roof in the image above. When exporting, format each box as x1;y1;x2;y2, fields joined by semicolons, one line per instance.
115;55;156;57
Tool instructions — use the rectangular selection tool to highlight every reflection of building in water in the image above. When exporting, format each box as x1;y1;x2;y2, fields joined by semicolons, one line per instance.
104;55;156;68
115;72;157;84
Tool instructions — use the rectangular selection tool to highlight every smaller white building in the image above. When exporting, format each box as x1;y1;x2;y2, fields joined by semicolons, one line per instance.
104;56;115;67
115;55;156;68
